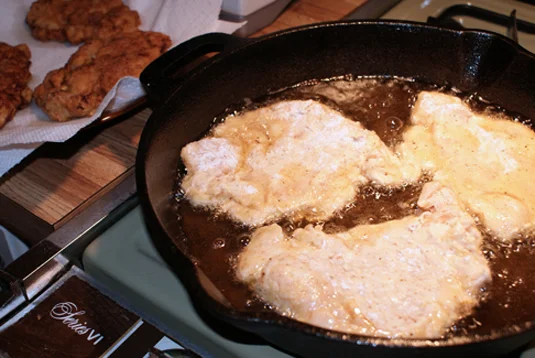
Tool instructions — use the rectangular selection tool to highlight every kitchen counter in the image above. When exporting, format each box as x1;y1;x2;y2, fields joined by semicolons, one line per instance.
0;0;366;246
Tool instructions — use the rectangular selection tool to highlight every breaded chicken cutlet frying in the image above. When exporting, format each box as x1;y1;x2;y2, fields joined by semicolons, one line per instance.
26;0;140;44
181;100;419;226
0;43;32;129
399;92;535;241
237;182;491;338
34;30;171;122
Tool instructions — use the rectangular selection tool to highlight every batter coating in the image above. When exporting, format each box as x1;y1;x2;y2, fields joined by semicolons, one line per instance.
237;182;491;338
0;43;32;129
34;30;171;122
181;100;419;226
399;91;535;241
26;0;140;44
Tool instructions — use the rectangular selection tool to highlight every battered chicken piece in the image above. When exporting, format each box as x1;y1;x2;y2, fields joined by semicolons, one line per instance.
237;182;491;338
0;43;32;129
398;91;535;241
34;30;171;122
181;100;419;226
26;0;140;44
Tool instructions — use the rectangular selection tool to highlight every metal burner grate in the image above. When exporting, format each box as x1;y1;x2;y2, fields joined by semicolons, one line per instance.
427;4;535;43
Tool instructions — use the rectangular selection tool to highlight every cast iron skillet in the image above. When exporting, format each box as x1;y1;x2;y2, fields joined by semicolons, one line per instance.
136;20;535;357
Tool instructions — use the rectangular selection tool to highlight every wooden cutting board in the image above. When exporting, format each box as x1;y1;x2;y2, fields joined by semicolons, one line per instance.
0;0;366;246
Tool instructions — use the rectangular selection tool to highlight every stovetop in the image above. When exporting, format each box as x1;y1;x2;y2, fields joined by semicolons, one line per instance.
348;0;535;54
78;1;535;357
82;206;291;358
81;202;535;358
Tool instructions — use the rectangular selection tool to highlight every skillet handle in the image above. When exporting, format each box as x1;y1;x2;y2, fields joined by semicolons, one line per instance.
140;32;250;103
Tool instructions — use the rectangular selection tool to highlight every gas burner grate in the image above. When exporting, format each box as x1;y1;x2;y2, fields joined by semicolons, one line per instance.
427;4;535;43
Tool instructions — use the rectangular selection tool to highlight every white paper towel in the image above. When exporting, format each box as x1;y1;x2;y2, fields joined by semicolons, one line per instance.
0;0;244;177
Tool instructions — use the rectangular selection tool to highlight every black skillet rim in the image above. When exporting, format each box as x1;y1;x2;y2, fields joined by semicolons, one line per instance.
136;19;535;350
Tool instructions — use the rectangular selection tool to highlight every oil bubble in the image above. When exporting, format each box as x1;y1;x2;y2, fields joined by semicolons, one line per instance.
213;238;226;249
239;236;251;247
388;116;403;130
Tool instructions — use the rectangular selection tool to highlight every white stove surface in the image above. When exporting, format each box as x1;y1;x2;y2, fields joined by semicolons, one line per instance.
83;206;292;358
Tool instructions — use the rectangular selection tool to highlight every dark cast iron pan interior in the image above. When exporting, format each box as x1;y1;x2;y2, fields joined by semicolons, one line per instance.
136;20;535;357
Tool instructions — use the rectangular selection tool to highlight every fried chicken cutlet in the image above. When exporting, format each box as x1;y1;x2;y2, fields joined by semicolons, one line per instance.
0;43;32;129
399;91;535;241
26;0;140;44
181;100;419;226
237;182;491;338
34;31;171;122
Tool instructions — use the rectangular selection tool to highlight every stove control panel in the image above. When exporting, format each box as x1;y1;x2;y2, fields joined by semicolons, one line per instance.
0;267;199;358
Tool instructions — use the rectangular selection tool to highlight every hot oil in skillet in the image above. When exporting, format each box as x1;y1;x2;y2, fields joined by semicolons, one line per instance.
177;77;535;338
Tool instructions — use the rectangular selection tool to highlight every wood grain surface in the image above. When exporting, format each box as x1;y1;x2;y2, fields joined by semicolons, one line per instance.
253;0;366;36
0;108;150;245
0;0;366;246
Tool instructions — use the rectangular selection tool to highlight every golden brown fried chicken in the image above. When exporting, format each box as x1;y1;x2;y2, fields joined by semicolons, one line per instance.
0;43;32;129
26;0;141;44
34;31;171;122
